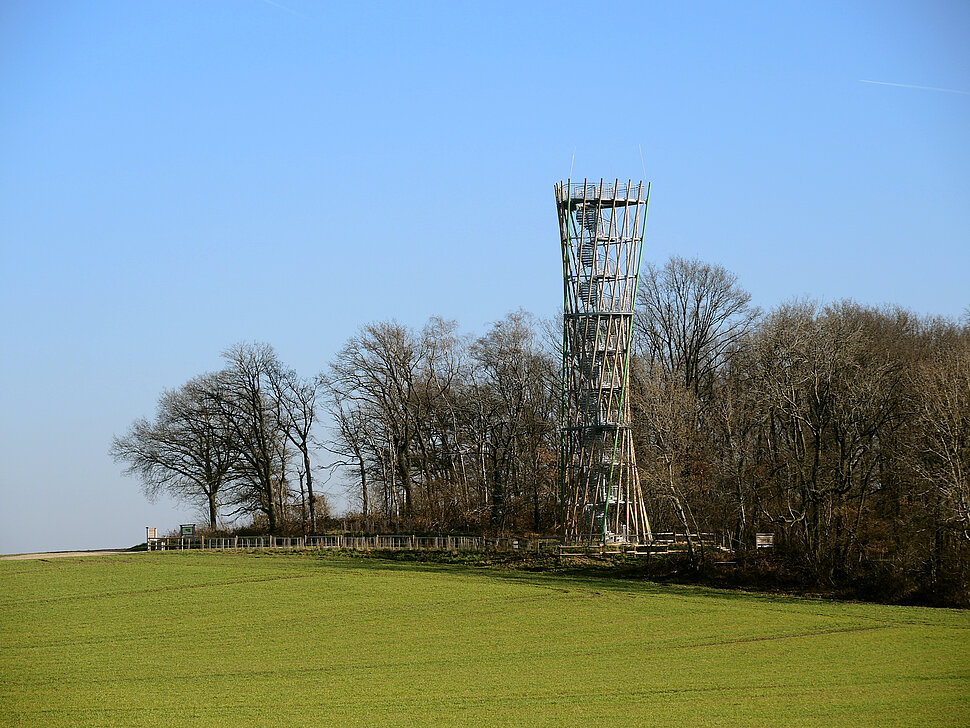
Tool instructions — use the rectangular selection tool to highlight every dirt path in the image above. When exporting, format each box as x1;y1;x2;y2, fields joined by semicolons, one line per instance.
0;550;137;561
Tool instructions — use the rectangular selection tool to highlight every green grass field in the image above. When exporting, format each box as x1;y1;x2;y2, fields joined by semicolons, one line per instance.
1;551;968;727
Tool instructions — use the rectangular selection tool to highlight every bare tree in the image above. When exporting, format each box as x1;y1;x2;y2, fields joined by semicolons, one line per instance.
214;342;287;533
321;385;375;525
912;335;970;542
469;311;558;533
751;301;906;575
631;361;704;564
709;342;767;552
269;365;321;533
111;373;236;528
636;256;759;399
326;321;425;526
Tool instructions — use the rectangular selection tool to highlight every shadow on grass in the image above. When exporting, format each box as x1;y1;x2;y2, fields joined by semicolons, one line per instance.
277;548;826;608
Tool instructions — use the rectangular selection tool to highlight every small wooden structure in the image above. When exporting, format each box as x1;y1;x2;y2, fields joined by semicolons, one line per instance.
756;533;775;549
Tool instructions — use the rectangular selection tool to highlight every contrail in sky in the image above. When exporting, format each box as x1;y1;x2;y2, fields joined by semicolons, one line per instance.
260;0;308;19
860;79;970;96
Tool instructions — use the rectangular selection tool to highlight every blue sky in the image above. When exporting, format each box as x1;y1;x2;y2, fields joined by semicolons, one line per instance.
1;1;967;553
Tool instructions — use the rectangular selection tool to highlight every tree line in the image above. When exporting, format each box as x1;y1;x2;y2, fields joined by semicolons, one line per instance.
631;259;968;600
112;256;969;600
111;312;560;537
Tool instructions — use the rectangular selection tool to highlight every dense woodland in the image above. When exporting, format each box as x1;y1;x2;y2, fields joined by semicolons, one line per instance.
112;257;970;603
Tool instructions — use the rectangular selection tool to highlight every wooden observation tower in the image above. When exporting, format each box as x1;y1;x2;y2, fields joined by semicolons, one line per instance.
556;179;652;544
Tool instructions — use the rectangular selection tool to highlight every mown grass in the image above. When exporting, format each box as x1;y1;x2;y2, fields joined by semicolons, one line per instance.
1;550;968;726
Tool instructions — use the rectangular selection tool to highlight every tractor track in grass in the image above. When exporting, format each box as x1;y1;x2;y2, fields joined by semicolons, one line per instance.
0;572;314;607
676;622;896;649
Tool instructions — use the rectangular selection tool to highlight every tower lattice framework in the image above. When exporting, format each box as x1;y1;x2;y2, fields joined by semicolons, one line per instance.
556;179;652;544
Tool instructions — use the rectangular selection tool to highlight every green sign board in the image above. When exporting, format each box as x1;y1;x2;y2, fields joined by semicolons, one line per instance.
180;524;196;537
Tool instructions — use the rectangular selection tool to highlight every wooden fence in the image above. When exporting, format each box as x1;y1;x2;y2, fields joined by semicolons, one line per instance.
146;534;561;553
146;532;733;556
